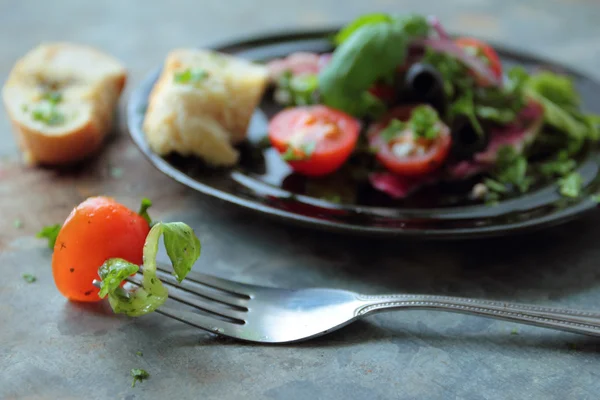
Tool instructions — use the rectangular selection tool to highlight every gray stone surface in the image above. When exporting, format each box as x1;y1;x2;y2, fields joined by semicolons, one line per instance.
2;0;600;399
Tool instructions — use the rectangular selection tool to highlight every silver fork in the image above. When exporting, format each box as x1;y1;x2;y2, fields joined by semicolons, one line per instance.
95;264;600;343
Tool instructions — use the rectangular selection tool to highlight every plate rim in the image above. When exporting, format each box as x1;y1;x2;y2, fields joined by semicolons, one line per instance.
126;28;600;239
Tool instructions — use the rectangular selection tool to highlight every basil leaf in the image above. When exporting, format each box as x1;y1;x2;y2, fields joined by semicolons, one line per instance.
333;13;393;45
138;198;153;225
160;222;201;282
98;258;139;298
36;224;61;249
23;273;37;283
319;15;430;118
98;221;201;316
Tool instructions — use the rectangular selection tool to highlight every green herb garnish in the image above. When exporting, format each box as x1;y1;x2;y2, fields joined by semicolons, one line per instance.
490;146;531;193
36;224;62;249
379;119;406;143
319;14;430;118
281;141;316;161
558;171;583;198
23;273;36;283
131;368;149;387
31;107;65;126
136;351;143;357
42;91;63;106
174;68;209;85
409;105;441;139
14;219;23;229
97;221;201;316
138;198;153;226
275;71;319;106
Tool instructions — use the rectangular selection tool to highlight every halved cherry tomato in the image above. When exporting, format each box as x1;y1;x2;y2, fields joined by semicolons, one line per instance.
52;196;150;302
368;106;452;176
268;105;360;176
455;37;503;82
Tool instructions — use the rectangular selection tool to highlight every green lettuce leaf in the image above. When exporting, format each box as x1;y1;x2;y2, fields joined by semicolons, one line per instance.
97;221;201;316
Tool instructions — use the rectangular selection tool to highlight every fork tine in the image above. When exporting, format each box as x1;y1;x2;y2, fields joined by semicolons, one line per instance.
151;268;249;308
169;270;254;298
127;274;246;323
156;301;242;337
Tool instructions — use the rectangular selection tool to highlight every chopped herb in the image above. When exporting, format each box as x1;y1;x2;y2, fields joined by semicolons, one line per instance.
558;171;582;198
174;68;209;85
23;273;36;283
380;119;406;143
510;328;519;335
275;71;319;106
136;351;143;357
14;219;23;229
42;91;63;105
32;107;65;126
130;368;149;387
281;141;316;161
36;224;62;249
409;105;441;139
138;198;153;226
492;146;531;193
539;152;577;177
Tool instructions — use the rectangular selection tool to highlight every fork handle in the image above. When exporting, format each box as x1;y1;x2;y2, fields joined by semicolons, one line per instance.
356;294;600;337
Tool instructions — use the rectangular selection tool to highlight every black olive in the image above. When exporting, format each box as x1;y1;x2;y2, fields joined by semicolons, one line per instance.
450;115;489;159
403;63;446;115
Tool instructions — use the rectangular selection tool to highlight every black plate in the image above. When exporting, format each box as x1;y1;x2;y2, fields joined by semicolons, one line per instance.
127;29;600;239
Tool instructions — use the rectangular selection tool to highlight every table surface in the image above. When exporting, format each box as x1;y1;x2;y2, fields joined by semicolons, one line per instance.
2;1;600;399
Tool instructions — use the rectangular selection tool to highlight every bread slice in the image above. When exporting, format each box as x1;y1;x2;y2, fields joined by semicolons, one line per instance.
2;42;127;165
143;48;269;167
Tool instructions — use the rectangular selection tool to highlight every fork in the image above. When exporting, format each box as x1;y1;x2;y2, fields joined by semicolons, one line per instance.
94;264;600;343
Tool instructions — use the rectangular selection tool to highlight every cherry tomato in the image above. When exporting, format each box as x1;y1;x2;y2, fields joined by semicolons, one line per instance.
268;105;360;176
455;37;503;82
52;196;150;302
368;106;452;176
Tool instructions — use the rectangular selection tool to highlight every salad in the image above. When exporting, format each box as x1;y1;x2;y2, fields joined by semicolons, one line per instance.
265;13;600;203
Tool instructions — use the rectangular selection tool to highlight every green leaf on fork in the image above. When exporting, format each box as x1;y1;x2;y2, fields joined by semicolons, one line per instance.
97;221;201;316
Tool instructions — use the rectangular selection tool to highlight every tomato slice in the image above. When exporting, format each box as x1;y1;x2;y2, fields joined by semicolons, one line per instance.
268;105;361;176
368;106;452;176
455;37;503;82
52;197;150;302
